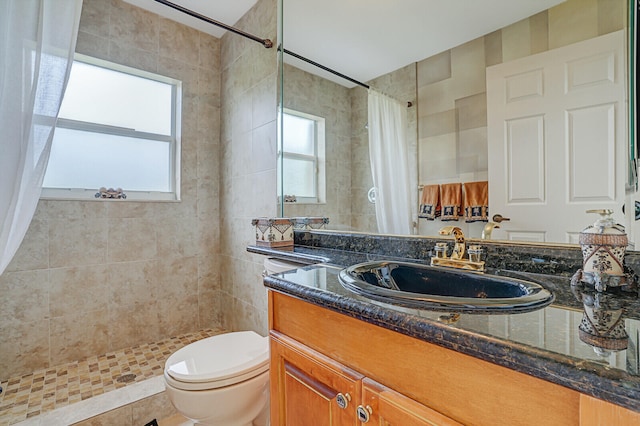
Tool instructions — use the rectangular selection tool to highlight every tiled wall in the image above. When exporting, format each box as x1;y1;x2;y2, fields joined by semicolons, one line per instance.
416;0;626;238
219;0;278;334
282;64;353;230
0;0;222;378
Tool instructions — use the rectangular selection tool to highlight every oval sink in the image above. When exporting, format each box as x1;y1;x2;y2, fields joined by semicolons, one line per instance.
339;261;555;313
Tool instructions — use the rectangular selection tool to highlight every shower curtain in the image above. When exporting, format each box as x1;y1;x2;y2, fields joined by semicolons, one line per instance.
368;89;413;235
0;0;82;275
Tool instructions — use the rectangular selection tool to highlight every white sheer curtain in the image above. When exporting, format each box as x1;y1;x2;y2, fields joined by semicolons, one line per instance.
0;0;82;275
368;89;413;235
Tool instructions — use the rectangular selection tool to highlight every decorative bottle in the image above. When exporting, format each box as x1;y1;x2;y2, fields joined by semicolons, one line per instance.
577;209;628;292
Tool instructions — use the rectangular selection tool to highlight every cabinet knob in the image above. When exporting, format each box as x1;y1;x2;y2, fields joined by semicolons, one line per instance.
356;405;372;423
336;392;351;409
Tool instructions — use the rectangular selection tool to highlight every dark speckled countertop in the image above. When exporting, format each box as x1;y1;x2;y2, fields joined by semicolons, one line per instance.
249;231;640;413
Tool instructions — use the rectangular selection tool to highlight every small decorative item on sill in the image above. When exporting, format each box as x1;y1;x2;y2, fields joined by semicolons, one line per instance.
95;187;127;199
291;217;330;230
251;217;294;248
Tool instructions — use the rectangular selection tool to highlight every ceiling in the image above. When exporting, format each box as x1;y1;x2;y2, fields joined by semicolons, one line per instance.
122;0;258;38
125;0;565;87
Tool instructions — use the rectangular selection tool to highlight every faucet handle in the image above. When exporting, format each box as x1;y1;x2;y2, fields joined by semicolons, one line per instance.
468;245;483;263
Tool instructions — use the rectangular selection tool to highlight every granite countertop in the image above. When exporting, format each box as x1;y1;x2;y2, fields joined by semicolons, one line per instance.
249;243;640;413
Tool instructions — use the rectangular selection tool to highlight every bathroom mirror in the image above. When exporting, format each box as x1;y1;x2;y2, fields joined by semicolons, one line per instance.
278;0;637;245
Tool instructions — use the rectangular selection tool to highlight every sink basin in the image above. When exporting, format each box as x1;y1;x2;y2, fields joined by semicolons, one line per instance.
338;261;554;313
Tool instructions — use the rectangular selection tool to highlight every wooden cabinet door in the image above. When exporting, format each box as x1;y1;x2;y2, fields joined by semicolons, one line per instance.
360;378;462;426
270;331;363;426
580;394;640;426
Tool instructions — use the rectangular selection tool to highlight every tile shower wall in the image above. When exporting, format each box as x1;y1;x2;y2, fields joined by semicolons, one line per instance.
219;0;278;334
416;0;626;238
0;0;222;378
282;64;353;230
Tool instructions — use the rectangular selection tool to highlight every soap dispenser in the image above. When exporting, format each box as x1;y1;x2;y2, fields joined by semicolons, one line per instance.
576;209;628;292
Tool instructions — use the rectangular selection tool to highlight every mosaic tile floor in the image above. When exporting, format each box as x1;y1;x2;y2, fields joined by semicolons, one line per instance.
0;328;224;426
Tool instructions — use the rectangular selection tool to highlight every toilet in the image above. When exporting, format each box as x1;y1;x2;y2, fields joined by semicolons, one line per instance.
163;331;270;426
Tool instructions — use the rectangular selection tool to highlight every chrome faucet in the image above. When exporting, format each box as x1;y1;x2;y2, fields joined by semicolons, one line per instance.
431;226;485;272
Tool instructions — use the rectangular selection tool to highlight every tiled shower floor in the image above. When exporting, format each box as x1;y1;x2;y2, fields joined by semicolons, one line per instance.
0;328;224;426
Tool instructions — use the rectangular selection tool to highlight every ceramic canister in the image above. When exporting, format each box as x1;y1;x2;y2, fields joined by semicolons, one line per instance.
579;209;627;292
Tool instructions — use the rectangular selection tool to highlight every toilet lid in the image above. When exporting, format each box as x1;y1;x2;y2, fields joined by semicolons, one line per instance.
165;331;269;384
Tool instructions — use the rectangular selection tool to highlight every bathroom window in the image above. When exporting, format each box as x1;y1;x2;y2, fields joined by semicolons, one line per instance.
41;54;181;201
279;109;326;203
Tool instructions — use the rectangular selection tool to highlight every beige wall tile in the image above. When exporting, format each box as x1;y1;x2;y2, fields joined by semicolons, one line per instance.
75;31;109;60
598;0;626;35
159;18;200;65
45;200;107;219
0;270;49;323
157;294;199;337
131;392;177;425
419;110;455;138
78;0;110;38
417;50;451;85
530;11;549;55
108;302;160;350
457;127;488;174
49;219;107;268
50;309;109;365
110;0;159;53
5;218;48;272
108;39;158;73
484;31;503;67
548;0;598;49
155;217;199;260
108;260;159;309
456;92;487;131
0;319;50;378
502;18;532;62
50;265;110;317
108;218;157;262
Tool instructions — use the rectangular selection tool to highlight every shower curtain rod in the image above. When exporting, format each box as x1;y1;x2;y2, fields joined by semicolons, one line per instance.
284;48;413;107
152;0;273;48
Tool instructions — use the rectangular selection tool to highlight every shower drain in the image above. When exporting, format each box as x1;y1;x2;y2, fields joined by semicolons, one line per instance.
116;373;137;383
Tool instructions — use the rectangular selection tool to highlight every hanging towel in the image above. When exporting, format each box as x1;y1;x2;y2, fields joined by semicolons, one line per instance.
463;181;489;223
418;185;440;220
440;183;461;221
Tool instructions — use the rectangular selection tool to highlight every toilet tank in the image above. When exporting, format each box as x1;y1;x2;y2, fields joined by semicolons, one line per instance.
263;257;308;275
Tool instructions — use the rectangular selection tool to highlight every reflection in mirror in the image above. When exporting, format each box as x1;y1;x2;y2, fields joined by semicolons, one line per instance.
279;0;635;245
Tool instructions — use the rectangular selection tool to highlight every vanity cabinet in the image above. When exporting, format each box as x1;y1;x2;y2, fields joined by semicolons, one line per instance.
270;331;362;425
268;290;640;426
270;331;460;425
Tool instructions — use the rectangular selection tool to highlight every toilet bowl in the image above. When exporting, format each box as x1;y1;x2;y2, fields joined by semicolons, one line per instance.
163;331;270;426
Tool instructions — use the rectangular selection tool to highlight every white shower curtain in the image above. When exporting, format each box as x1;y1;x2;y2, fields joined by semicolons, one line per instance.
0;0;82;275
368;89;413;235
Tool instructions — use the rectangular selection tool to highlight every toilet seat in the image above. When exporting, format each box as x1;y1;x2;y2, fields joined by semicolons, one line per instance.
164;331;269;391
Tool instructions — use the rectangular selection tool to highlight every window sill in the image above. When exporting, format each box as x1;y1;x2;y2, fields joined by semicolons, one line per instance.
40;188;180;202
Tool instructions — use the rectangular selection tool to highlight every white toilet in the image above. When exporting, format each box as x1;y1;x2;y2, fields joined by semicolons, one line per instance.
163;331;270;426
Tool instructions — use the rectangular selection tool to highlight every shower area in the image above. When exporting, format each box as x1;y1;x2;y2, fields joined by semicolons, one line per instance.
0;0;278;424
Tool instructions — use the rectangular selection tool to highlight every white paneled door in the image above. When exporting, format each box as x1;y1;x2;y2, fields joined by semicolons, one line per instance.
487;30;626;243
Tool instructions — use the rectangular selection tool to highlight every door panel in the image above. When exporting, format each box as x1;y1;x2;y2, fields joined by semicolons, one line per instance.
487;30;626;242
361;378;462;426
270;331;362;426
